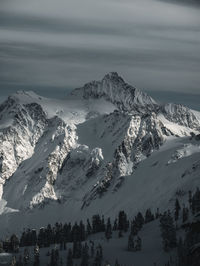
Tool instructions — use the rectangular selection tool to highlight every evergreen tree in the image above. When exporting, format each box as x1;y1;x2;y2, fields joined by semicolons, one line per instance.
38;228;45;247
135;236;142;251
3;238;10;252
33;244;40;266
131;219;139;236
80;243;89;266
23;248;30;265
113;219;118;231
105;218;112;240
71;222;80;242
79;221;86;241
160;211;177;252
135;212;144;230
50;247;59;266
97;244;103;261
177;237;187;266
90;241;94;258
127;234;135;251
155;208;160;219
174;198;181;221
115;260;120;266
10;234;19;253
60;258;63;266
93;250;102;266
31;229;37;246
191;187;200;214
72;241;82;258
50;249;55;266
0;241;4;253
183;213;200;266
87;219;92;236
60;241;63;251
118;211;128;232
17;255;23;266
66;248;73;266
118;231;123;238
92;215;102;233
11;256;17;266
46;225;53;246
182;206;189;223
188;190;192;209
101;216;106;232
145;209;154;223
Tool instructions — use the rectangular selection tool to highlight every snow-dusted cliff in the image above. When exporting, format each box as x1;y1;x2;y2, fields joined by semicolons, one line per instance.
0;72;200;232
0;97;48;196
71;72;157;112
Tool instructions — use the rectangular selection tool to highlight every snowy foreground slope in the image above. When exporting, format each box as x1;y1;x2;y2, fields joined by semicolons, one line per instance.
1;220;172;266
0;72;200;236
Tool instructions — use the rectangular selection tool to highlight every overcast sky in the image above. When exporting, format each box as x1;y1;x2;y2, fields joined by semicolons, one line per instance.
0;0;200;107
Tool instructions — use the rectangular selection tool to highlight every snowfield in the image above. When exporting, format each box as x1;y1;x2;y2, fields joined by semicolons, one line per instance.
0;72;199;242
6;220;172;266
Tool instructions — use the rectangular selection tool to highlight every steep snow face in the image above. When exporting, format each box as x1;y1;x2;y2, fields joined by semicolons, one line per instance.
0;137;200;236
161;103;200;130
167;143;200;164
81;137;200;219
54;145;104;203
5;90;116;125
76;110;171;206
0;86;116;202
81;112;169;207
0;96;47;196
0;72;200;224
113;113;165;175
71;72;157;112
3;116;77;210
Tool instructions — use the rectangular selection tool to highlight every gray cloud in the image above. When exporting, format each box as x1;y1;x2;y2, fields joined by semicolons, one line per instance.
0;0;200;103
159;0;200;7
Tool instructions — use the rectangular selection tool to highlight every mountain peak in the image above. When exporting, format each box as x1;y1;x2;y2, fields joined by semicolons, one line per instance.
103;72;124;83
0;90;44;108
72;72;157;112
12;90;41;101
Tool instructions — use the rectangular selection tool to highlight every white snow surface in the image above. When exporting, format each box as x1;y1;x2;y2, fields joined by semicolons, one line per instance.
8;90;116;125
8;220;173;266
0;72;200;237
167;142;200;164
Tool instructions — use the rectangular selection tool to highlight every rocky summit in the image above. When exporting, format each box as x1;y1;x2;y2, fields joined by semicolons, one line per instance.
0;73;200;234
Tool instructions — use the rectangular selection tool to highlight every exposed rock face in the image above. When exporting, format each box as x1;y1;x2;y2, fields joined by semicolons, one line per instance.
0;97;47;197
2;114;78;209
72;72;157;112
81;112;168;206
55;145;104;202
0;72;200;211
161;103;200;129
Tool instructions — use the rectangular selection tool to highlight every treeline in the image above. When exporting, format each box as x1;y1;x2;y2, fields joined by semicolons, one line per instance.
2;208;158;253
1;187;200;266
162;187;200;266
176;188;200;266
1;208;159;266
10;241;103;266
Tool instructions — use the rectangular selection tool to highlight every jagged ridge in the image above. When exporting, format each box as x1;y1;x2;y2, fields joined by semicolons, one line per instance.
72;72;157;112
0;72;200;213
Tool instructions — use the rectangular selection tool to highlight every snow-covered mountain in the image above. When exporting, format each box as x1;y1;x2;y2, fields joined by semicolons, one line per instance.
0;72;200;235
71;72;157;112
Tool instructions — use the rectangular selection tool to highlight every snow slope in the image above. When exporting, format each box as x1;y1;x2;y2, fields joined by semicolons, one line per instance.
0;72;200;236
71;72;157;113
0;136;199;237
8;220;172;266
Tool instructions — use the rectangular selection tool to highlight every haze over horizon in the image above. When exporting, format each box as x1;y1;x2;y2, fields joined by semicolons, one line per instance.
0;0;200;109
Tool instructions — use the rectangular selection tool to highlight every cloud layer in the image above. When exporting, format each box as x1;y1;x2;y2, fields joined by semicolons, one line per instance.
0;0;200;96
